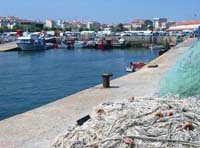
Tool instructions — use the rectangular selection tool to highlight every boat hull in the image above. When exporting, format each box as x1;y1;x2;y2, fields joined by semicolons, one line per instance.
112;43;128;48
17;43;45;51
74;43;86;48
126;67;135;72
96;44;112;49
149;45;164;50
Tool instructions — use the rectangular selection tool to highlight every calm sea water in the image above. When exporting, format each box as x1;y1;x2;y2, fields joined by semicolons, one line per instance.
0;48;159;120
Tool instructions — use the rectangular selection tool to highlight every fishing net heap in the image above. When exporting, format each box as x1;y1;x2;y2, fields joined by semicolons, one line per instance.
159;40;200;97
51;96;200;148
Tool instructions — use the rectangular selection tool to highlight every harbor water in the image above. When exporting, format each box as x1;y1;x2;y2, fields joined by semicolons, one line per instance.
0;48;159;120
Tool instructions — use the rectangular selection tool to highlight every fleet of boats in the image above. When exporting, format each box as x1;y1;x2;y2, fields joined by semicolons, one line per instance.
16;32;168;56
16;31;132;50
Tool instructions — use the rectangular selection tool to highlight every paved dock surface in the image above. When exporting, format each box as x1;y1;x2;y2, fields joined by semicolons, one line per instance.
0;39;195;148
0;41;18;52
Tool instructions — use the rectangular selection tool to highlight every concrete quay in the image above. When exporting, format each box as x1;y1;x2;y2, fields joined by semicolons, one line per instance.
0;41;18;52
0;38;195;148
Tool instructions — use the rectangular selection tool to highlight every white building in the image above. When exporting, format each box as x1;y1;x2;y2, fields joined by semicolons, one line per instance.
45;19;56;28
123;23;132;31
0;16;18;29
168;20;200;31
153;18;167;30
130;19;145;29
87;21;100;30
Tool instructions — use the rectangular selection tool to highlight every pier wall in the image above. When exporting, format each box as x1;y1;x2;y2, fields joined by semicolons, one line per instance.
0;38;195;148
47;35;177;46
106;35;177;46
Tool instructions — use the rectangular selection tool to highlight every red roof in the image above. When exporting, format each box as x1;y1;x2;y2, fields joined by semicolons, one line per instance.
175;20;200;26
167;28;195;31
73;21;88;25
130;19;145;24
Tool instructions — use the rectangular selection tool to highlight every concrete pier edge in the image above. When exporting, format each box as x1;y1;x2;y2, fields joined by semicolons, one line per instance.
0;41;18;52
0;38;195;148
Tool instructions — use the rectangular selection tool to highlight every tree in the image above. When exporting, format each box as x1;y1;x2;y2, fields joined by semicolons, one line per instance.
43;27;51;31
78;27;84;32
0;26;9;33
12;25;23;32
71;26;78;31
111;23;125;32
90;26;101;32
65;27;72;31
144;20;153;30
84;28;89;31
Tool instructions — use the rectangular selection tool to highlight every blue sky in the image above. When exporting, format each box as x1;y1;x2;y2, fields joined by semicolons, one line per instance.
1;0;200;23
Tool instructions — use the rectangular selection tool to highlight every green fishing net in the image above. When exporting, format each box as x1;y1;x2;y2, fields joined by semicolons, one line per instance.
158;40;200;97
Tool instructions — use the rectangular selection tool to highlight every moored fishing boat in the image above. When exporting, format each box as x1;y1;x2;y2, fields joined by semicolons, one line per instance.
149;44;165;50
126;66;135;72
112;38;128;48
126;62;146;72
74;41;86;48
96;39;112;49
16;33;46;51
86;40;96;48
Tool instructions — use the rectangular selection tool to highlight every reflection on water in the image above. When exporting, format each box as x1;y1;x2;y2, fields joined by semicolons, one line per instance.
18;50;46;57
0;48;159;120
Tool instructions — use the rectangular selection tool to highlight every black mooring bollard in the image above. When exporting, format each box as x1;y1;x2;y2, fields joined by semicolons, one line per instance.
102;73;113;88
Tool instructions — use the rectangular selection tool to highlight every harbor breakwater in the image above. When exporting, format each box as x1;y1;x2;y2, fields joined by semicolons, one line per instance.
107;35;176;46
0;38;195;148
50;35;178;47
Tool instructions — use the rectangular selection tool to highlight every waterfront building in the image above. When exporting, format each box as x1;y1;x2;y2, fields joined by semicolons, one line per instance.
0;16;18;29
45;19;56;28
130;19;146;30
123;23;132;31
19;19;44;30
87;21;101;30
153;18;168;30
168;20;200;31
56;19;71;29
57;19;64;27
62;22;71;29
159;20;176;30
72;20;87;29
0;16;44;30
78;23;87;29
101;24;110;31
130;19;153;30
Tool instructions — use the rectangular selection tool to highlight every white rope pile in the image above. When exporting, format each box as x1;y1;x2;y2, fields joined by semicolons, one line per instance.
50;96;200;148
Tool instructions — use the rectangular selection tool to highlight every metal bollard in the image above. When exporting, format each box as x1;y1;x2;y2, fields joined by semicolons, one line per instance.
102;73;113;88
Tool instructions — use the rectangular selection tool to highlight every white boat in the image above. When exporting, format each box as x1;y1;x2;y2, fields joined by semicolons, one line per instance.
126;62;146;72
112;38;128;48
74;41;86;48
149;45;164;50
126;67;135;72
86;40;96;48
16;33;46;51
59;42;68;48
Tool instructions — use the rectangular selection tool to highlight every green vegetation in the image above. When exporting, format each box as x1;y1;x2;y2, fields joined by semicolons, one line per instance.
89;26;101;32
111;23;125;32
0;26;10;33
138;20;153;30
0;25;42;33
12;25;42;32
